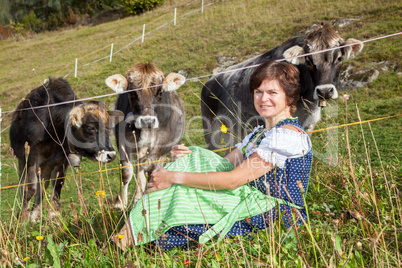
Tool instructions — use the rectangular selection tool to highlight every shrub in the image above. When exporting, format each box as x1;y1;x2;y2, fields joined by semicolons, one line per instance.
9;20;26;35
122;0;164;15
21;10;42;33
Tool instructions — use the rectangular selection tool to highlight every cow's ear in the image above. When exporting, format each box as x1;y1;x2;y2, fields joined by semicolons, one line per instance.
105;74;128;93
70;106;84;128
283;46;305;65
108;110;124;124
162;73;186;92
343;38;364;59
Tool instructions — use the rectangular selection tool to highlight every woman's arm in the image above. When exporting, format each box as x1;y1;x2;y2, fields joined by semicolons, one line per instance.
224;148;244;167
147;152;273;193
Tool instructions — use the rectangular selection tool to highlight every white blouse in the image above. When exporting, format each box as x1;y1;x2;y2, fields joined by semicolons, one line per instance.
235;125;311;169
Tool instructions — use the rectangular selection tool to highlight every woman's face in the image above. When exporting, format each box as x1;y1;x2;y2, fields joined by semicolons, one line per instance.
253;79;290;122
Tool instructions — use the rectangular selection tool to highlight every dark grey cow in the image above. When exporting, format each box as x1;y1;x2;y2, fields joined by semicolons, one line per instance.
105;62;186;208
10;77;123;221
201;24;364;150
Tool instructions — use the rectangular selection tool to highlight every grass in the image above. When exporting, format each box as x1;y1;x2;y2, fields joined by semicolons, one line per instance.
0;0;401;266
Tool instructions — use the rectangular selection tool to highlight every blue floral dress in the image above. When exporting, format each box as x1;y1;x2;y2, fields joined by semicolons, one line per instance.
152;118;312;250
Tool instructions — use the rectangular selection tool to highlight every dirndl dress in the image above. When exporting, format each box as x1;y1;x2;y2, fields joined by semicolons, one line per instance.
128;117;312;250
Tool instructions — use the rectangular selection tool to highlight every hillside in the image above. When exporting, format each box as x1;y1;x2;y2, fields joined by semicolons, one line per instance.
0;0;401;266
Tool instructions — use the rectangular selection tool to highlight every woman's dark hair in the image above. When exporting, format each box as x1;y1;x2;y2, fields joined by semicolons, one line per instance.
249;60;300;115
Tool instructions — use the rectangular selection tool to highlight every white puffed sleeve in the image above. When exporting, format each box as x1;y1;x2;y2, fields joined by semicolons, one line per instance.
235;125;264;151
249;128;311;168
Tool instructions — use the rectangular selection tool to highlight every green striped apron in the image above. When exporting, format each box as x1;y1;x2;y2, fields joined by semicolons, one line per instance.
129;146;295;245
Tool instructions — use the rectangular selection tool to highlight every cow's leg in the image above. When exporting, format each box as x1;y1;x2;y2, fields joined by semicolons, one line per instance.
17;158;37;219
115;145;133;210
30;184;43;222
49;165;66;219
133;167;147;205
30;165;52;222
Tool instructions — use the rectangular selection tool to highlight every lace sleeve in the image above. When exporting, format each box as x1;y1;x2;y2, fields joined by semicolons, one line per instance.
250;127;311;168
235;125;264;151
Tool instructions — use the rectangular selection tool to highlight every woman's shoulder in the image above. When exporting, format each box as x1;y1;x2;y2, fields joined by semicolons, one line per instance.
259;121;312;156
278;124;305;133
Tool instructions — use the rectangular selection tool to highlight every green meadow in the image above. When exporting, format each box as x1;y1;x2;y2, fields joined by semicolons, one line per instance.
0;0;400;266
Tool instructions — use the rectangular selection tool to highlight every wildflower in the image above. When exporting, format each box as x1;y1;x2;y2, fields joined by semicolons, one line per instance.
36;236;44;241
118;234;125;240
23;257;30;262
220;124;227;133
95;191;106;198
183;260;190;265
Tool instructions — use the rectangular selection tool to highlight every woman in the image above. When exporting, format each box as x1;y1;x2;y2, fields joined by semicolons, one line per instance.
116;60;312;250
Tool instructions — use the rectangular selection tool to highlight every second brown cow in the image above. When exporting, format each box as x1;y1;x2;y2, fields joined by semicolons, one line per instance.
105;62;186;209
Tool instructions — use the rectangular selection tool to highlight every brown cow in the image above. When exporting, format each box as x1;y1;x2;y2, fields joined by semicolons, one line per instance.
201;24;364;150
106;62;186;209
10;77;123;221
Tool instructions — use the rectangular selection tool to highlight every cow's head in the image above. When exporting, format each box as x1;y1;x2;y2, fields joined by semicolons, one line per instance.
105;62;185;129
67;101;123;163
283;24;364;106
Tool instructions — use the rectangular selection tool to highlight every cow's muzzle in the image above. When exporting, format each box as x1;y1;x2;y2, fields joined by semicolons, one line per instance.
314;84;338;106
135;116;159;129
96;150;117;163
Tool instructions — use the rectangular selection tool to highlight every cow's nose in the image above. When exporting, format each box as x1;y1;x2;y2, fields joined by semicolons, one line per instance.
314;84;338;100
97;151;116;163
317;88;332;98
136;116;159;129
106;152;116;162
142;117;156;126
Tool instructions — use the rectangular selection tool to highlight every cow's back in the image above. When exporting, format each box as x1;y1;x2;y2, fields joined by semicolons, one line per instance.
10;77;77;159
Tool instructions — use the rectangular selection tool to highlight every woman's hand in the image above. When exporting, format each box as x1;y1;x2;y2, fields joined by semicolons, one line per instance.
170;144;192;161
146;168;177;194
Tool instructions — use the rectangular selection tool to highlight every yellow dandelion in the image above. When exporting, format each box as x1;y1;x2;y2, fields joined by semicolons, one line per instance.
23;257;30;262
118;234;125;240
220;124;228;133
36;236;44;241
95;191;106;198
